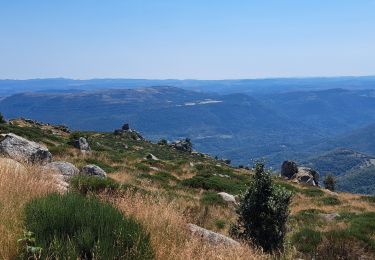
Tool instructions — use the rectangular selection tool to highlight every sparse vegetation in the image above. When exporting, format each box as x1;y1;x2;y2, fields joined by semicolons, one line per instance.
70;175;120;194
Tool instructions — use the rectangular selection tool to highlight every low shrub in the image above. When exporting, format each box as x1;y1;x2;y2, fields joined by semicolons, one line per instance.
181;174;246;193
22;193;154;259
135;162;151;172
139;171;178;183
361;195;375;203
290;209;324;227
70;175;120;194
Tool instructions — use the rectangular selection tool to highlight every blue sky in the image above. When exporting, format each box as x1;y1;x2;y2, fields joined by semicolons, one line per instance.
0;0;374;79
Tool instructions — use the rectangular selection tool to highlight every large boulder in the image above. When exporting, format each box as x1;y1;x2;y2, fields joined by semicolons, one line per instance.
187;224;240;246
0;133;52;164
73;137;91;151
44;161;80;181
81;164;107;178
281;160;298;179
296;167;319;186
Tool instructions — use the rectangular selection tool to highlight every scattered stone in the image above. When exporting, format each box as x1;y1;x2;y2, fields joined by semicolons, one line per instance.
319;212;340;221
187;224;240;246
146;153;159;161
218;192;237;204
0;133;52;165
73;137;91;151
114;123;144;140
81;164;107;178
189;162;195;167
150;166;160;171
281;160;298;179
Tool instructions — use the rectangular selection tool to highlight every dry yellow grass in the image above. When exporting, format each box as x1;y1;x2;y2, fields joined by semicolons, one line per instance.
110;191;268;260
0;158;57;259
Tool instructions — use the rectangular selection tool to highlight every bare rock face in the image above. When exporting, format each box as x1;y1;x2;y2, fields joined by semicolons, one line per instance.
187;224;240;246
73;137;91;151
281;160;298;179
0;133;52;165
81;164;107;178
217;192;237;204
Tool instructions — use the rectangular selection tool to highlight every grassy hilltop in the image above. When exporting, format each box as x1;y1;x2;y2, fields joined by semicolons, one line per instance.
1;119;375;259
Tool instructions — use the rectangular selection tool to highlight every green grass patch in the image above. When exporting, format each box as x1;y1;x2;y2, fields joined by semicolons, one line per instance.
291;228;322;254
320;196;341;205
135;162;151;172
201;192;225;206
300;188;324;197
22;193;154;259
70;175;120;195
139;172;178;183
214;219;226;230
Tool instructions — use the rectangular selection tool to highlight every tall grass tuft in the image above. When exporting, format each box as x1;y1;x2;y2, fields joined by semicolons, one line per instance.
23;192;154;259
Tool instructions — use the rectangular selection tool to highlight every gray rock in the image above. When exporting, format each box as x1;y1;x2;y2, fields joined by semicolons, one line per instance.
218;192;237;204
146;153;159;161
281;160;298;179
73;137;91;151
0;133;52;164
170;138;193;153
187;224;240;246
297;167;319;186
319;212;340;221
81;164;107;178
44;161;80;181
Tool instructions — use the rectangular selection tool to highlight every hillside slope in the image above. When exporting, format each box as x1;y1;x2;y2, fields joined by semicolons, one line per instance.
1;118;375;259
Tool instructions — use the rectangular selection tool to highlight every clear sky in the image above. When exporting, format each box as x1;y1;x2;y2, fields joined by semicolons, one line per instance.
1;0;375;79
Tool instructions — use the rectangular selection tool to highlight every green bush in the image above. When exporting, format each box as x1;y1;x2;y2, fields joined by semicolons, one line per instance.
201;192;225;206
70;175;120;194
291;228;322;255
231;163;292;252
323;174;336;191
22;193;154;259
290;209;324;227
135;162;151;172
320;196;341;205
139;171;178;183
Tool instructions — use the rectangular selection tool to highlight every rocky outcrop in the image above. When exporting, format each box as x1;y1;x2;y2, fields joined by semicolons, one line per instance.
281;161;319;186
114;123;144;141
187;224;240;246
170;138;193;153
0;133;52;164
296;167;319;186
73;137;91;152
81;164;107;178
281;160;298;179
218;192;237;204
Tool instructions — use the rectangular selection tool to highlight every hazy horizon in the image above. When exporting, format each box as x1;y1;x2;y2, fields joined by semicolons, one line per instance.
1;1;375;79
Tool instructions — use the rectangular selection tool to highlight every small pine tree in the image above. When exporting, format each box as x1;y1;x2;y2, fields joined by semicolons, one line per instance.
324;174;336;191
0;112;5;124
231;162;292;252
